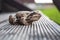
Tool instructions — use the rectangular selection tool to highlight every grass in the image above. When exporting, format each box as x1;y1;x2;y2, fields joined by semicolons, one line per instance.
39;7;60;25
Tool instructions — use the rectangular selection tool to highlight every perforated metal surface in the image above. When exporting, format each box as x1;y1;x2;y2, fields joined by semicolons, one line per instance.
0;11;60;40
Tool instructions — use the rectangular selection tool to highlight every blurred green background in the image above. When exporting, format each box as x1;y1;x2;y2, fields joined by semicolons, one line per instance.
38;7;60;25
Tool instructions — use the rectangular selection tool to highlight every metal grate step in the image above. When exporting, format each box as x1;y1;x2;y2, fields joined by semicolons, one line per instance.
0;11;60;40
